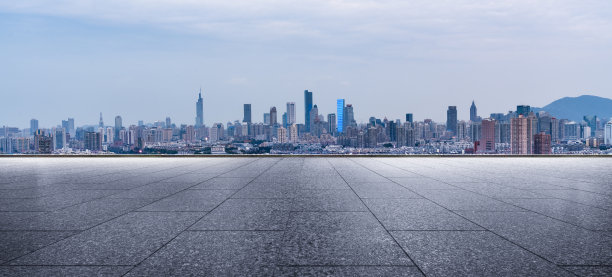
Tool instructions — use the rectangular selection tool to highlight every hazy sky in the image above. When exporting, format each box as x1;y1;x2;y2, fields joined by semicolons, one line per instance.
2;0;612;128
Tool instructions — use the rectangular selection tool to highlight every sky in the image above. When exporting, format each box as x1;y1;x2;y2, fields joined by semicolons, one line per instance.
1;0;612;129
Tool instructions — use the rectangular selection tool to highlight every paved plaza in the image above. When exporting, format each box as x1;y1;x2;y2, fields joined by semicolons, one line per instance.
0;157;611;276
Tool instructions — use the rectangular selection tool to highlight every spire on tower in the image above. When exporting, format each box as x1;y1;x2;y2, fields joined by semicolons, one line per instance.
99;112;104;128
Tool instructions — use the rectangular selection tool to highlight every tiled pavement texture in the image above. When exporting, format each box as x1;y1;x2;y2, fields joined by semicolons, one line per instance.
0;157;611;276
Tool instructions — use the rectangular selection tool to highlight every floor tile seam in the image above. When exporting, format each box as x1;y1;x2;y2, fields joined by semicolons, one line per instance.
350;158;575;274
328;158;426;276
120;157;283;277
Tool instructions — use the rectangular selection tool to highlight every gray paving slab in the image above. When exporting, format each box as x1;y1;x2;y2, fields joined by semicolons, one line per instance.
190;177;254;190
0;266;132;277
279;212;413;266
291;189;367;211
392;231;573;276
458;211;612;265
0;231;76;264
562;266;612;277
275;266;423;276
124;231;283;276
349;182;422;199
364;198;482;230
190;198;291;230
418;189;523;211
138;189;235;211
10;212;204;266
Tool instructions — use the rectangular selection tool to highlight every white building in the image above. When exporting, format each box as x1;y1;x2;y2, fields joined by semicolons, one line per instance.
289;124;298;142
277;127;287;143
605;120;612;145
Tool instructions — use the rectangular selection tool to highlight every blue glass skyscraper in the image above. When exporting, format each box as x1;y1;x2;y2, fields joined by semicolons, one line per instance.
304;90;313;132
337;99;345;133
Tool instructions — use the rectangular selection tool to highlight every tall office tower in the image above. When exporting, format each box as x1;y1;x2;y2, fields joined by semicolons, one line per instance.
114;115;122;140
583;116;598;137
480;118;496;153
344;104;355;127
516;105;531;117
99;112;104;128
457;121;467;140
138;120;144;127
282;113;288;128
166;117;171;128
309;105;319;134
264;113;270;125
337;99;345;132
286;102;296;125
471;122;482;142
327;113;337;134
304;90;313;132
53;128;66;150
366;127;377;147
388;121;397;141
405;113;413;123
534;132;552;154
243;104;252;123
277;127;287;143
196;89;204;127
538;114;552;135
396;125;406;147
289;124;298;142
470;101;478;122
270;107;277;125
550;118;559;142
446;106;458;135
511;116;533;154
30;119;38;136
605;120;612;144
84;131;102;151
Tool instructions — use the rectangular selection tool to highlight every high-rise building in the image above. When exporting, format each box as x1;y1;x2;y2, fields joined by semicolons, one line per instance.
446;106;458;135
165;117;172;128
480;118;496;153
405;113;413;123
534;132;552;154
264;113;270;125
53;128;66;150
344;104;355;128
243;104;252;123
289;124;298;142
516;105;531;117
99;112;104;128
605;120;612;145
270;107;277;125
304;90;313;132
309;104;319;135
511;116;533;154
286;102;296;125
470;101;478;122
30;119;38;136
337;99;345;132
282;112;288;128
84;131;102;151
61;118;75;137
327;113;337;134
583;116;598;137
196;89;204;127
277;127;287;143
114;115;122;140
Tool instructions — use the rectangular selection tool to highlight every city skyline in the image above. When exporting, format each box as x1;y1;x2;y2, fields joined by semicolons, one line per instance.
2;1;612;127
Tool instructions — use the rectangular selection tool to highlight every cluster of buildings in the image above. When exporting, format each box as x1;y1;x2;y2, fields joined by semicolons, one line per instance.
2;89;612;155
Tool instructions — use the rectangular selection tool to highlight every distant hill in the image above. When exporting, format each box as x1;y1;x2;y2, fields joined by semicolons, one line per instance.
533;95;612;122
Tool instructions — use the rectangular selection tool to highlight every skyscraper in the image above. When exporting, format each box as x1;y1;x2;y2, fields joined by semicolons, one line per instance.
470;101;478;122
344;104;354;128
405;113;413;123
270;107;277;125
309;104;319;135
114;116;122;140
328;113;337;134
165;117;171;128
480;118;496;153
264;113;270;125
99;112;104;128
605;120;612;145
243;104;252;123
516;105;530;117
337;99;345;133
511;115;533;154
304;90;313;132
286;102;296;125
196;89;204;127
446;106;458;135
30;119;38;136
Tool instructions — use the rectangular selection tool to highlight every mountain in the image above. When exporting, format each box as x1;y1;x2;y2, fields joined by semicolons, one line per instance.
533;95;612;122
